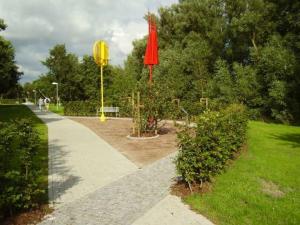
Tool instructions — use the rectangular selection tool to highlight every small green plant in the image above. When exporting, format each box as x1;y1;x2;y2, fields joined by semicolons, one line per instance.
175;104;248;185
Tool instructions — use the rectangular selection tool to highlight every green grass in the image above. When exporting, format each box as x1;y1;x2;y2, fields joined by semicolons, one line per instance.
184;121;300;225
49;103;64;115
0;104;48;202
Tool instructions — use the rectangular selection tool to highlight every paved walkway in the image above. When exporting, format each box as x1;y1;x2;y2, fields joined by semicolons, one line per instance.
28;104;137;208
40;152;213;225
40;153;176;225
132;195;214;225
27;104;213;225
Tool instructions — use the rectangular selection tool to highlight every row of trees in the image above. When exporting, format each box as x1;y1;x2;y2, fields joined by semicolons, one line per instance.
24;44;126;104
124;0;300;123
0;19;22;98
26;0;300;123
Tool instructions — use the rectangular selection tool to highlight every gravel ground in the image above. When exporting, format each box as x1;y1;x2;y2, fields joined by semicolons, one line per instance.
69;117;178;167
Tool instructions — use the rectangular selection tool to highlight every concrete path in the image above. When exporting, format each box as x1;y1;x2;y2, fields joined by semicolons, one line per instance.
27;104;137;208
27;104;213;225
40;152;213;225
132;195;214;225
40;153;176;225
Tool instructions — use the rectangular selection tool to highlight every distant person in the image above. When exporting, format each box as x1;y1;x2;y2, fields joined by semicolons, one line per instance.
44;97;50;112
38;97;43;111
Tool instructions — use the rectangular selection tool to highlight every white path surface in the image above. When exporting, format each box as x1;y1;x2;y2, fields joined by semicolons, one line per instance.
132;195;214;225
27;104;137;208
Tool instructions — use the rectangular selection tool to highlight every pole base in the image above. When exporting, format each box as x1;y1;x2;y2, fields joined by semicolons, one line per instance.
100;114;106;122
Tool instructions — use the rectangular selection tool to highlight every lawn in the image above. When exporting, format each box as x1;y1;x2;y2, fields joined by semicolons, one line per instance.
0;104;48;202
184;121;300;225
49;103;64;115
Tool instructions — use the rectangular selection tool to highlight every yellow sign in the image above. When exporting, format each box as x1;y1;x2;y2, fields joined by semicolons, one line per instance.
93;40;109;66
93;40;109;122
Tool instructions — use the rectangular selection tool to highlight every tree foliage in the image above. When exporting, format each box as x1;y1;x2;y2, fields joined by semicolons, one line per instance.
122;0;300;123
0;19;22;98
27;0;300;123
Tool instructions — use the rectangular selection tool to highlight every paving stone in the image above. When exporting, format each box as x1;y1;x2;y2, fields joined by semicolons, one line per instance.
39;153;176;225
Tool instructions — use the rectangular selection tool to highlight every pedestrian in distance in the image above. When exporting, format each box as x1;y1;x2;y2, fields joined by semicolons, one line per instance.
44;97;50;112
38;97;43;112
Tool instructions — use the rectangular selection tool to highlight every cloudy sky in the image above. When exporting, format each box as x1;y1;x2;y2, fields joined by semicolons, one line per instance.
0;0;177;83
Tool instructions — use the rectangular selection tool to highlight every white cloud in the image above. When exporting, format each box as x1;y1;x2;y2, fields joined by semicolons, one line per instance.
0;0;178;83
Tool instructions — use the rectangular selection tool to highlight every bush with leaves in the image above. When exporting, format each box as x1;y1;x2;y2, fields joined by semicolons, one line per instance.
64;101;99;116
175;104;248;185
136;81;180;134
0;119;45;219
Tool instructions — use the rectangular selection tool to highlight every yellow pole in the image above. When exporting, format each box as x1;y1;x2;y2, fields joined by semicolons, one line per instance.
100;65;105;122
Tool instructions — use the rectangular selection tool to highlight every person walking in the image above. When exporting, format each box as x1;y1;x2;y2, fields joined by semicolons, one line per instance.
38;97;43;112
44;97;50;112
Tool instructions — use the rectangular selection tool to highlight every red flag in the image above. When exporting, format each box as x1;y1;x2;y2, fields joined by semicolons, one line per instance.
144;14;158;83
144;16;158;65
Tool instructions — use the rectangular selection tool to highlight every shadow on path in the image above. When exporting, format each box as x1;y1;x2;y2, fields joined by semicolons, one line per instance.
48;140;81;204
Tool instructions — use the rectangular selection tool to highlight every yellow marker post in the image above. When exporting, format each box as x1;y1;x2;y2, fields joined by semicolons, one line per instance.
93;40;109;122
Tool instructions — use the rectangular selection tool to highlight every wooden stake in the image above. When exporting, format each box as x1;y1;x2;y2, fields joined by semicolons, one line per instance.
132;91;135;135
200;98;209;110
137;91;141;137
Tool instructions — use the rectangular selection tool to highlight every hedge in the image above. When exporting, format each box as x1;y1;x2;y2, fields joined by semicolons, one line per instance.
64;101;99;116
64;100;130;117
0;119;45;219
175;104;248;184
0;99;21;105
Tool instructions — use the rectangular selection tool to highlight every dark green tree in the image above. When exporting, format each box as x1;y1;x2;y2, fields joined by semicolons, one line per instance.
42;44;81;101
0;19;22;97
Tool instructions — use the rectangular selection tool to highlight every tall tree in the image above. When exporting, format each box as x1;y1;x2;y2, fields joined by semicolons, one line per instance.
0;19;22;97
42;44;81;101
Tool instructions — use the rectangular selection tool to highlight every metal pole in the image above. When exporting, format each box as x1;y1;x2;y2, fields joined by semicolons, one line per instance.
34;91;36;105
149;65;153;84
100;65;105;122
56;84;58;110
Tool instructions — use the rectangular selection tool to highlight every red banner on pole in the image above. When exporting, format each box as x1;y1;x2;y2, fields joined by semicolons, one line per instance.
144;14;158;83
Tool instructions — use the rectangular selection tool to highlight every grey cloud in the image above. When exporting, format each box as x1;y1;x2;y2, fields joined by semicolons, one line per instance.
0;0;178;83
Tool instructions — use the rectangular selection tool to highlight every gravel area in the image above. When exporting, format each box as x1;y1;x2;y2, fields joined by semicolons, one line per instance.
69;117;178;167
40;152;177;225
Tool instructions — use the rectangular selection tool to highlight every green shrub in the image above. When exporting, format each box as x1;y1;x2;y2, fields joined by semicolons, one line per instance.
0;120;44;219
0;99;21;105
117;99;132;117
138;84;179;133
64;101;99;116
181;101;206;117
175;104;248;184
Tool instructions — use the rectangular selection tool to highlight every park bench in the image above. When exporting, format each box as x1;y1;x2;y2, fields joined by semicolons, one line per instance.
96;106;120;117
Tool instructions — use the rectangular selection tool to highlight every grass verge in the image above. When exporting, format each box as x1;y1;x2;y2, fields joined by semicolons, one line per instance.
49;103;64;115
184;121;300;225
